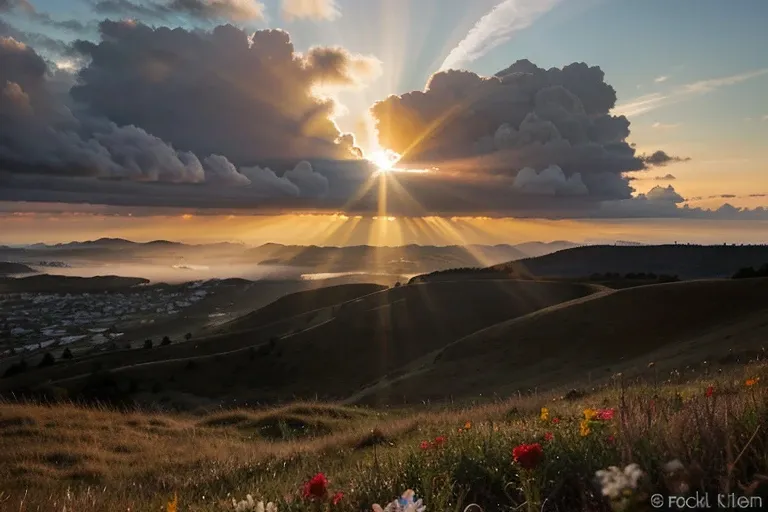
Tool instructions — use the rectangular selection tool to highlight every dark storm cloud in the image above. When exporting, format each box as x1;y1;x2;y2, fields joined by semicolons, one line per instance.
640;150;691;167
370;59;692;205
89;0;265;22
70;21;373;163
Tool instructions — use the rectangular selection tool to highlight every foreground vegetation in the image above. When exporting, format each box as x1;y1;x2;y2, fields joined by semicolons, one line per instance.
1;362;767;511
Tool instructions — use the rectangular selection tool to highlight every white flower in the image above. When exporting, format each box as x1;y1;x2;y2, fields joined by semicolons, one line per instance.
232;496;277;512
596;464;645;500
664;459;685;473
372;490;426;512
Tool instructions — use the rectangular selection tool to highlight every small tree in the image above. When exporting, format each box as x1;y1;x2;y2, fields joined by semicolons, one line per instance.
160;336;172;346
143;339;153;349
61;347;73;360
184;332;192;341
38;352;56;368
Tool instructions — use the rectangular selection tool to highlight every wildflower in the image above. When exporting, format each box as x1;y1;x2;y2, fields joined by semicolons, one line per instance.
551;417;561;424
583;408;597;421
596;408;615;421
544;432;554;442
595;464;645;501
372;490;426;512
303;473;329;500
746;377;760;387
580;419;591;437
232;496;277;512
512;442;544;470
332;492;344;506
540;407;549;421
166;493;177;512
464;421;472;430
433;435;446;446
664;459;685;474
606;435;616;444
705;386;714;397
419;440;431;450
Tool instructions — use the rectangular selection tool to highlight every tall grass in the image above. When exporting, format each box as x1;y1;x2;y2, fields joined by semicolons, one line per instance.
1;364;767;511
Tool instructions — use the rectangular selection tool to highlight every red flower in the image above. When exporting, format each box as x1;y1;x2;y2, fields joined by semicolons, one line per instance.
433;435;446;446
606;435;616;444
706;386;714;398
331;492;344;505
420;440;431;450
551;417;561;424
596;408;615;421
303;473;329;500
512;442;544;470
543;432;554;442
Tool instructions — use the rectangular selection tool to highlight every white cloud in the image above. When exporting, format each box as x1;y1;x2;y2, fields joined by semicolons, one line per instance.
281;0;340;21
651;122;680;130
654;75;668;83
439;0;561;72
614;68;768;117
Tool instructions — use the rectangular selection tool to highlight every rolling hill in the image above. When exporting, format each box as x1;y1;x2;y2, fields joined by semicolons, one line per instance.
351;278;768;405
496;244;768;279
0;262;37;276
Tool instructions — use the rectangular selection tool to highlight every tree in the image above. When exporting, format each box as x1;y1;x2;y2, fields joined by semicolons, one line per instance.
38;352;56;368
160;336;172;346
61;347;73;360
393;281;401;288
143;339;153;349
184;332;192;341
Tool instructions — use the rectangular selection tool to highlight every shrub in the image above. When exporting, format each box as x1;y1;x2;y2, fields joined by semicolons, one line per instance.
160;336;172;346
37;352;56;368
61;347;73;360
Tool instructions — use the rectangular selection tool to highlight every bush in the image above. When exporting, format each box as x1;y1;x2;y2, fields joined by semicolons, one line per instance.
160;336;172;346
184;332;192;341
143;339;153;349
37;352;56;368
61;347;73;360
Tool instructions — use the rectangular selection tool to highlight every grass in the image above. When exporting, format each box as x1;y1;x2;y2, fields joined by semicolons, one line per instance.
1;363;767;511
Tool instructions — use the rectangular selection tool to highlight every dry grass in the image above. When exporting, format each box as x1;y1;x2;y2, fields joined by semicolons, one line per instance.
0;363;767;511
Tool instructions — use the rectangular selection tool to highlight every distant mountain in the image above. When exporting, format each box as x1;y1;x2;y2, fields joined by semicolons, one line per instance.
0;262;37;276
493;244;768;279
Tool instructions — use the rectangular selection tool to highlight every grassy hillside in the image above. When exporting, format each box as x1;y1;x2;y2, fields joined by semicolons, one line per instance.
359;278;768;404
498;244;768;279
0;364;766;511
2;280;596;408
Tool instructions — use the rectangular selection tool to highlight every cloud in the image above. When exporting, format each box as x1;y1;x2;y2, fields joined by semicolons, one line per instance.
654;75;668;83
651;121;680;130
0;18;73;56
643;185;684;203
281;0;340;21
439;0;561;72
513;165;588;196
69;22;372;164
762;114;768;121
1;0;90;32
283;160;329;197
655;173;676;181
614;68;768;117
640;150;691;167
90;0;265;22
371;59;680;208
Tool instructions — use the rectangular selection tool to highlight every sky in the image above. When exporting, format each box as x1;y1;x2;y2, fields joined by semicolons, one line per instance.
0;0;767;246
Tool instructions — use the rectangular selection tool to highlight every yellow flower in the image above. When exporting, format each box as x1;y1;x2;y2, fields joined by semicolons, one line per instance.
464;421;472;430
540;407;549;421
166;493;177;512
746;377;760;387
583;408;597;421
580;419;591;437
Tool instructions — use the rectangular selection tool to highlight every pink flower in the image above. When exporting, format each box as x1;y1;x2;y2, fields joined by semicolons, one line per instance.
596;408;615;421
551;417;561;424
420;441;431;450
331;492;344;506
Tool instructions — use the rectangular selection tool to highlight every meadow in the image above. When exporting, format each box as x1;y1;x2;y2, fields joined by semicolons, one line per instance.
1;362;766;512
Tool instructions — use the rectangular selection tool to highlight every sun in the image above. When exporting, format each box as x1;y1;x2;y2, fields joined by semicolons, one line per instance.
368;149;401;172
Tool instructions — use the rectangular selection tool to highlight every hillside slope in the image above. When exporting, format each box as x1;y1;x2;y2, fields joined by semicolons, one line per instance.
497;244;768;279
18;280;597;407
354;278;768;404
